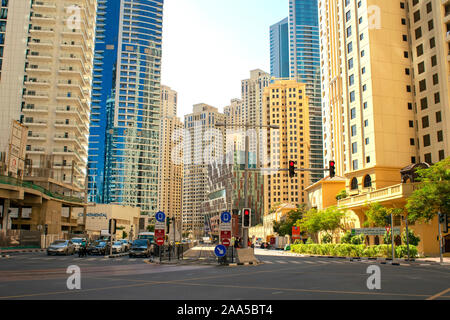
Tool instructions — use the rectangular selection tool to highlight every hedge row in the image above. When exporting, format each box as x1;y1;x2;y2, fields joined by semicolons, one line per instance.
290;243;418;259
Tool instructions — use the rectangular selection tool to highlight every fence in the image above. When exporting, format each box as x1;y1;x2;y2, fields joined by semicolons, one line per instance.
0;230;41;249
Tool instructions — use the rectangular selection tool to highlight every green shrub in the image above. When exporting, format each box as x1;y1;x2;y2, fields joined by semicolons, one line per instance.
402;230;420;246
351;234;365;245
395;245;418;258
306;238;315;244
290;243;413;258
341;232;353;244
321;234;332;244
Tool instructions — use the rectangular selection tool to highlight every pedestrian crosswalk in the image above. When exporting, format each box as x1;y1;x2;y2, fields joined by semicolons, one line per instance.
260;259;379;266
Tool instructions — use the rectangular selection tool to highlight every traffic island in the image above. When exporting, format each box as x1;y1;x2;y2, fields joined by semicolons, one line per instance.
236;248;260;265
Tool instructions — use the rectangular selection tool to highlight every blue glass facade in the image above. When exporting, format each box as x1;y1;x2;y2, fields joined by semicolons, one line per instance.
270;17;290;79
88;0;164;217
289;0;323;183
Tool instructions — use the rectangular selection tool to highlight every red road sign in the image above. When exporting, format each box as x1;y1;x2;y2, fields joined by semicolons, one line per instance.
155;229;165;246
222;239;231;247
221;230;231;240
385;226;391;234
292;226;301;240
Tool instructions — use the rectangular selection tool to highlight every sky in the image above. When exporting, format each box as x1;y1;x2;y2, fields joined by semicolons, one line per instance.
161;0;289;118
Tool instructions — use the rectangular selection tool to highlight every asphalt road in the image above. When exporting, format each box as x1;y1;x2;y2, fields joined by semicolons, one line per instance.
0;250;449;300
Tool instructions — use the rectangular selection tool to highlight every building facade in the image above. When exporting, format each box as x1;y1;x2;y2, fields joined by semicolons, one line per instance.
263;80;311;215
158;85;183;230
182;104;225;239
289;0;324;183
88;0;164;221
270;17;290;79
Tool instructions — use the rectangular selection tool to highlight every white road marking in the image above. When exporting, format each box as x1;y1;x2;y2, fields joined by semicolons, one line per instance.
290;261;301;264
275;260;288;264
262;261;274;264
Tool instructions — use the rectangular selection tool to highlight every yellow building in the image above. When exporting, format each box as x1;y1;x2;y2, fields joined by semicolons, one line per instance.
263;80;311;215
318;0;449;256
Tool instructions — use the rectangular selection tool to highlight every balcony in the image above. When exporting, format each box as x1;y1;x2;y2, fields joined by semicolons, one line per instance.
23;92;49;101
26;65;52;74
30;13;56;24
27;133;47;141
22;105;49;114
32;1;57;11
26;147;46;155
52;148;82;162
28;39;53;49
27;52;53;62
23;119;48;127
337;183;421;209
24;79;51;88
29;26;55;36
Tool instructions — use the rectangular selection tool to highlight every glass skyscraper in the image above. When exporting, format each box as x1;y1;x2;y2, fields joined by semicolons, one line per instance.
270;17;290;79
88;0;164;217
289;0;323;183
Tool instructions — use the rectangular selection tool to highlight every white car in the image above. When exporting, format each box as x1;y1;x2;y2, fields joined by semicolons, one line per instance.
112;241;125;254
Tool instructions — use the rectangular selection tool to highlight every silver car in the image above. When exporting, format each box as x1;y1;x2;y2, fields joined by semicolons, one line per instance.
70;238;86;252
112;241;125;254
47;240;75;256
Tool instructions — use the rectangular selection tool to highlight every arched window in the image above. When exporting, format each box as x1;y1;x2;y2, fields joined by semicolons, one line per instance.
363;175;372;188
351;178;358;190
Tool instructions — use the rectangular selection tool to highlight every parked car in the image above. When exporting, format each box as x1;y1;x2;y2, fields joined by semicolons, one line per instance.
129;239;151;258
119;239;130;251
70;238;86;252
88;241;110;256
112;241;125;254
47;240;75;256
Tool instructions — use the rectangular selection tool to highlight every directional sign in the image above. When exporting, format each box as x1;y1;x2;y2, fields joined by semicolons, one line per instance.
214;245;227;258
221;211;232;224
155;211;166;223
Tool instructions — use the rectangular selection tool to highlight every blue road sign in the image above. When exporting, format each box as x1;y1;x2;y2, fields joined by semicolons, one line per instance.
221;211;232;224
155;211;166;223
214;245;227;258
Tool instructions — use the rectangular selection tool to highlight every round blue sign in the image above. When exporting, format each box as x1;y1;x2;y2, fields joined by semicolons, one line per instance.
221;211;232;224
214;245;227;258
155;211;166;223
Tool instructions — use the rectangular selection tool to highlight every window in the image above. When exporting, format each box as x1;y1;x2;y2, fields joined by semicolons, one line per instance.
430;37;435;49
412;0;419;5
400;2;405;9
424;153;432;164
420;97;428;110
433;74;438;85
416;44;424;57
348;58;354;69
431;55;437;66
404;51;409;58
352;142;358;154
402;35;407;42
363;84;367;91
436;111;442;123
360;33;364;41
364;120;369;127
423;134;431;147
428;20;434;31
353;160;359;170
413;10;420;23
359;17;363;24
439;150;445;161
418;62;425;74
415;27;422;39
350;91;355;102
401;18;406;25
351;125;357;136
364;102;368;109
365;138;370;145
422;116;429;129
405;68;410;75
347;26;352;37
346;10;351;22
351;178;358;190
410;138;415;146
408;103;413;110
437;130;443;142
361;50;365;57
351;108;356;119
435;92;440;104
419;79;426;92
348;42;353;53
426;2;432;13
406;85;411;92
362;67;366;74
349;74;354;86
363;175;372;188
409;121;414;128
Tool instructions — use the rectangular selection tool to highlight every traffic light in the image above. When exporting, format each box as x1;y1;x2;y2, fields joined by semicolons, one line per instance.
242;208;251;228
44;224;48;236
109;219;117;235
289;161;296;178
439;213;448;233
329;161;336;178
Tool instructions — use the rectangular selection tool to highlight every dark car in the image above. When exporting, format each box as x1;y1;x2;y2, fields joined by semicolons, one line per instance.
88;241;110;256
129;239;151;258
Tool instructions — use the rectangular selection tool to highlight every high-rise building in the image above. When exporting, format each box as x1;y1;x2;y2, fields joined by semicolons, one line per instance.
289;0;323;183
0;1;31;154
270;17;290;79
407;0;449;163
158;85;182;230
182;104;225;239
21;0;96;194
263;80;310;214
87;0;164;220
320;0;418;189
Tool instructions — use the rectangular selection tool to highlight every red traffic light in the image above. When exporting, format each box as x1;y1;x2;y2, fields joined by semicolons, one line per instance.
330;161;335;167
244;209;250;216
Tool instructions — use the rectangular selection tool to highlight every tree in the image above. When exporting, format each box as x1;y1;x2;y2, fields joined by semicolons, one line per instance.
273;206;306;237
297;206;346;240
122;231;128;239
336;189;348;201
406;157;450;222
364;203;403;227
146;225;155;232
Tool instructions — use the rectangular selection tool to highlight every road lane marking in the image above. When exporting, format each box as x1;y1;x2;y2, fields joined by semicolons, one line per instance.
262;261;274;264
426;288;450;301
317;261;329;264
303;261;315;264
275;260;288;264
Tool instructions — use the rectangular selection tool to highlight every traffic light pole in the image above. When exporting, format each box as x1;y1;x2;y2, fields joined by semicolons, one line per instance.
243;135;249;249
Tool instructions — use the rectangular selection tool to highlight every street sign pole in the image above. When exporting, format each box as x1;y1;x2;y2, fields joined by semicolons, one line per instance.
438;212;443;264
391;213;395;262
404;215;410;261
243;133;249;249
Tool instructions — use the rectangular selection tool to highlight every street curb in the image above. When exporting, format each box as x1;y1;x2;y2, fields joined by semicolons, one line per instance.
108;253;129;259
0;249;45;254
0;255;10;258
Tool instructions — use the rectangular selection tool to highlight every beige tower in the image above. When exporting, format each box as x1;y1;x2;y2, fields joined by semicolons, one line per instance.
21;0;96;195
263;80;311;215
320;0;418;192
158;85;183;235
0;1;32;154
182;104;225;239
407;0;450;163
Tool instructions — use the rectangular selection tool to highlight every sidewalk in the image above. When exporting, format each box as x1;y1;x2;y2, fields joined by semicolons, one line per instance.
416;257;450;264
